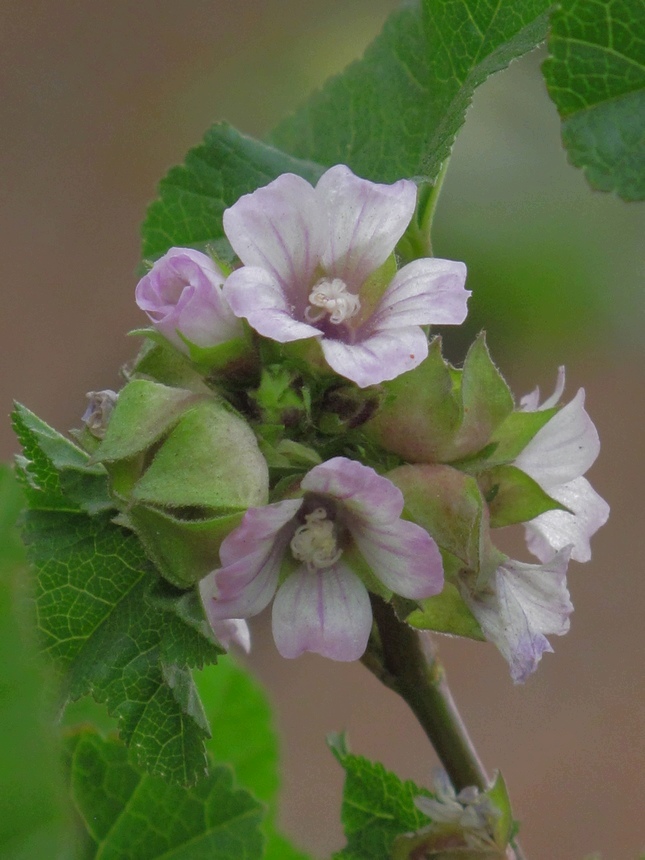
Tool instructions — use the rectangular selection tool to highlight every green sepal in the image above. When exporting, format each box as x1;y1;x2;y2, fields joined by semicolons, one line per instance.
483;406;559;468
127;504;243;588
364;338;460;463
130;399;269;510
178;329;258;378
12;403;113;515
487;771;514;849
448;335;514;461
478;465;568;528
406;579;484;641
129;334;212;393
92;379;205;464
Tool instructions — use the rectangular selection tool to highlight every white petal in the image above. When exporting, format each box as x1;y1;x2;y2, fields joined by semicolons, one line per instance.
208;618;251;653
514;389;600;489
461;549;573;683
524;476;610;563
520;366;566;411
316;165;417;287
370;258;469;329
272;563;372;661
349;517;444;599
223;266;320;343
223;173;324;294
321;326;429;387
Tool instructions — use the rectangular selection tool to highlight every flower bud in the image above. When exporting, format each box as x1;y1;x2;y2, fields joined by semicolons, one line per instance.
81;389;118;438
135;247;243;354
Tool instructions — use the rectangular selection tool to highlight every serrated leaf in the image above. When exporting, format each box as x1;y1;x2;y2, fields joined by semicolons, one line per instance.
478;464;566;527
330;742;431;860
0;465;76;860
65;729;264;860
25;509;220;784
196;660;311;860
543;0;645;200
270;0;550;185
12;403;112;515
141;122;324;260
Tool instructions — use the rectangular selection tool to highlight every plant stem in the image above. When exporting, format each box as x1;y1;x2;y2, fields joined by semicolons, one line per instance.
361;594;528;860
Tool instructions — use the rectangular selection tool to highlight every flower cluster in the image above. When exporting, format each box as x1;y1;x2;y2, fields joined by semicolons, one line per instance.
128;164;607;677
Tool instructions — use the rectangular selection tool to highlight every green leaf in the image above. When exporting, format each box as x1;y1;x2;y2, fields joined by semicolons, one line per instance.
65;729;264;860
329;738;430;860
0;465;76;859
12;403;112;515
543;0;645;201
196;660;310;860
141;122;324;260
270;0;550;184
25;508;221;784
478;464;566;527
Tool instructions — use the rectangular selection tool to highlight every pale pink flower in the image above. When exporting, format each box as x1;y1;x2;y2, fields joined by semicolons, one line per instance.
135;247;243;353
199;457;444;661
460;548;573;683
516;369;609;563
221;165;469;387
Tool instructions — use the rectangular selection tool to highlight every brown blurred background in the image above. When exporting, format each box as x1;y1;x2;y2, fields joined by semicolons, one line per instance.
1;2;643;857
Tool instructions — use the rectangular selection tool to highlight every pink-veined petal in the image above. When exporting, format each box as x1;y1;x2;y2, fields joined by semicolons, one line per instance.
370;258;469;330
514;389;600;489
461;548;573;683
524;476;610;563
271;563;372;661
223;173;324;294
321;326;429;388
316;165;417;287
349;517;444;599
301;457;405;525
223;266;321;343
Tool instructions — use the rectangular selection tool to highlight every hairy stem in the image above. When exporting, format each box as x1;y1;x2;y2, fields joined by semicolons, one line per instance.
362;594;528;860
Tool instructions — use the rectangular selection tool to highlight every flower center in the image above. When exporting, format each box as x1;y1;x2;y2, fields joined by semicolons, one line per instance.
304;277;361;325
289;507;343;570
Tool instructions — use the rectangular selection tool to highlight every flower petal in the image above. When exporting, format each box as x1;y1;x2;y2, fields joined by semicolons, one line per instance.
301;457;405;524
520;366;566;412
524;476;610;563
321;326;429;387
223;173;324;294
208;618;251;653
218;499;301;569
349;517;444;599
514;389;600;489
316;165;417;287
461;548;573;683
370;258;469;330
271;563;372;661
223;266;321;343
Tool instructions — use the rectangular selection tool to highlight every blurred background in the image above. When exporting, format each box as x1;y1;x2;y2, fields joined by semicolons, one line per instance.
1;1;643;857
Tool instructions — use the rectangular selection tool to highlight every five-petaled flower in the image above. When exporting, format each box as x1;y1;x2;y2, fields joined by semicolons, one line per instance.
199;456;444;661
135;247;243;354
221;165;470;387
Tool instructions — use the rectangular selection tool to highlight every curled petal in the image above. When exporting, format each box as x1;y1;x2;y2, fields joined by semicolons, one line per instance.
321;326;429;388
371;258;469;330
520;366;566;412
223;266;320;343
514;389;600;489
349;517;444;599
209;618;251;653
223;173;324;293
301;457;405;524
316;165;417;287
272;563;372;661
461;548;573;683
524;476;610;563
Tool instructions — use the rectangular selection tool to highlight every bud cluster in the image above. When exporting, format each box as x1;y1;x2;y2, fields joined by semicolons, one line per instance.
79;164;606;680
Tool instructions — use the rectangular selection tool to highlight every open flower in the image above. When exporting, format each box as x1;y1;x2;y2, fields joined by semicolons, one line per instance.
460;547;573;683
199;457;444;661
222;165;469;387
135;247;243;353
516;369;609;563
